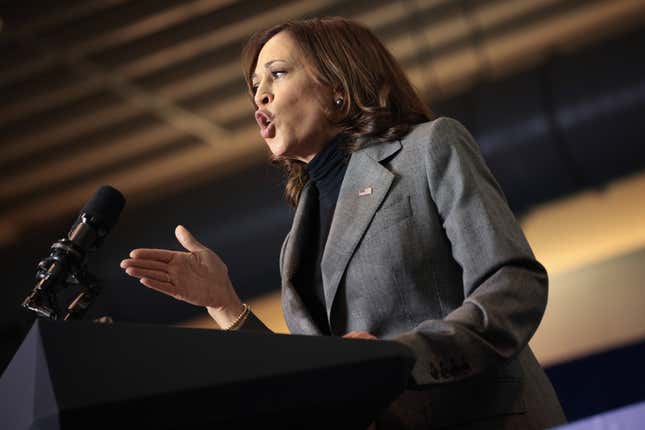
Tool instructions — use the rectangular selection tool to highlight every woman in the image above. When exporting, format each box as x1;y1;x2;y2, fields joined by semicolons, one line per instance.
121;17;566;429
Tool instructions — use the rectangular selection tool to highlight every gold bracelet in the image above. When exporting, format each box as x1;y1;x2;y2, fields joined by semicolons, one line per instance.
223;303;250;331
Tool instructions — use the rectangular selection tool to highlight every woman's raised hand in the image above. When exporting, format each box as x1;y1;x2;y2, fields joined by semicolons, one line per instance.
120;225;243;322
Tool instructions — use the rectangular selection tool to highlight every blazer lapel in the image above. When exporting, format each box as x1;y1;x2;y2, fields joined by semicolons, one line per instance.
281;182;323;335
283;182;314;282
321;140;402;324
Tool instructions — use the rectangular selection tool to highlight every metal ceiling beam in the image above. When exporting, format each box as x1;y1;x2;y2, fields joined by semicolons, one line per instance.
0;0;344;132
0;0;238;126
0;126;263;246
0;0;418;165
5;0;643;153
0;0;599;130
4;0;644;184
405;0;645;98
0;0;236;86
0;124;180;202
179;0;645;126
0;0;452;133
0;0;129;40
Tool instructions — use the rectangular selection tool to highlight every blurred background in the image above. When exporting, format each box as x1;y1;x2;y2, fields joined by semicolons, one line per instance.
1;0;645;423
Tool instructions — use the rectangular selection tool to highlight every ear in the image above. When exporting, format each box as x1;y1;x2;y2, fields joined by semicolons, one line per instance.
333;88;345;105
328;93;345;123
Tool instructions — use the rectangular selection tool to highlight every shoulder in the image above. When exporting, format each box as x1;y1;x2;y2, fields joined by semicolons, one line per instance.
355;117;478;166
402;117;476;151
396;117;482;173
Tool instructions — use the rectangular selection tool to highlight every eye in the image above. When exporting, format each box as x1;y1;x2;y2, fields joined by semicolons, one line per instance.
271;70;287;79
251;84;258;95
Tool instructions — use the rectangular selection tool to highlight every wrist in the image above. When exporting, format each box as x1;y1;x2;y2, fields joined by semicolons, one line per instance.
207;298;244;329
223;303;250;331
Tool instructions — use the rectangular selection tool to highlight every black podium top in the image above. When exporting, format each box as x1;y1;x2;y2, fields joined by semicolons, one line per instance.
0;319;415;429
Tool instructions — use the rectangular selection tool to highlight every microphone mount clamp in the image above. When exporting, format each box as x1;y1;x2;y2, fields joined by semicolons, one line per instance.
22;237;102;321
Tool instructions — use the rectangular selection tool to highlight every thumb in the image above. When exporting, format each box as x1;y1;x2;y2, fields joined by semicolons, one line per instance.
175;225;207;252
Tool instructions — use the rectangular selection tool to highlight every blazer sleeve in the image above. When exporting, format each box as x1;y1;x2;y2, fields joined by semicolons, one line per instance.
239;311;271;332
393;117;548;386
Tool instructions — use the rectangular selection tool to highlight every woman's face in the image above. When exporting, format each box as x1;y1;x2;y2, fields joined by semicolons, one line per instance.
252;31;339;162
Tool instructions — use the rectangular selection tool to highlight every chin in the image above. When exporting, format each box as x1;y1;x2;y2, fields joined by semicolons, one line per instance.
265;138;289;158
264;134;310;162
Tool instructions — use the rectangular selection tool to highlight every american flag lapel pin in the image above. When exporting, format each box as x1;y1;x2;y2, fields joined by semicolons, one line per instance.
358;186;373;196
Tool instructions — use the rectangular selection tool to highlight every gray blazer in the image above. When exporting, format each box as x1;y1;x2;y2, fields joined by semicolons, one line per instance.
250;117;566;429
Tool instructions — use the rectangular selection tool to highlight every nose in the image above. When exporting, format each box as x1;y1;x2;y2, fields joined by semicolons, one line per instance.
254;84;273;107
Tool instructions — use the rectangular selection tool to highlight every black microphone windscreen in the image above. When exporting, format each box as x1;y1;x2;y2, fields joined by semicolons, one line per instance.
81;186;126;231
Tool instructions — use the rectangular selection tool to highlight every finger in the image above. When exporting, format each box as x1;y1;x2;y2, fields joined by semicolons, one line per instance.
175;225;207;253
125;267;170;283
120;258;168;271
129;248;177;262
139;277;178;298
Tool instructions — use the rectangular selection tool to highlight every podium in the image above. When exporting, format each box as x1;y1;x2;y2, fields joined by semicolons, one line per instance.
0;319;415;429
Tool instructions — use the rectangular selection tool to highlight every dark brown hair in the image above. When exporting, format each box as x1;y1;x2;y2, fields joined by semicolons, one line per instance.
241;17;432;206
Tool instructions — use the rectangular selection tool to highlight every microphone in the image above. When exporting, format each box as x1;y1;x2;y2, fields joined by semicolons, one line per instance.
22;185;126;320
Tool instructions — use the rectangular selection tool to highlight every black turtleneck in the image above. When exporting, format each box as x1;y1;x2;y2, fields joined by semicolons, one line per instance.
306;134;348;243
297;135;348;334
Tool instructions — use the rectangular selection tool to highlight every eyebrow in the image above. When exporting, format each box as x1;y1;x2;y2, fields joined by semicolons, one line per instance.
251;59;287;81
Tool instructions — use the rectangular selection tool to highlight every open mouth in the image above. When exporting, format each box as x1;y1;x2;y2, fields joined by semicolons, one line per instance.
255;110;275;138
